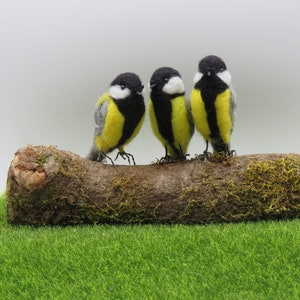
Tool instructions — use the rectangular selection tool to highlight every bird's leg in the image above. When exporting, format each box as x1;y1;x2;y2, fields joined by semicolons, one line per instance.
115;151;136;165
158;146;173;163
203;140;209;157
178;145;189;161
165;145;168;158
97;152;114;165
195;141;211;162
200;141;212;162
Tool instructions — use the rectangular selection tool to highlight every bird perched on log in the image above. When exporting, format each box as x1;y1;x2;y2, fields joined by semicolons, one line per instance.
86;72;145;165
148;67;194;161
190;55;236;156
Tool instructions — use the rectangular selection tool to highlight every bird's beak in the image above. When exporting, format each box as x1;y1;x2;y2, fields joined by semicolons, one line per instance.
148;82;157;92
137;85;144;94
206;71;211;76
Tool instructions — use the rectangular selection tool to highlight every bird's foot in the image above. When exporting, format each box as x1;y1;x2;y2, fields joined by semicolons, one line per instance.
158;155;174;164
97;152;114;165
157;153;189;164
196;150;212;162
210;150;237;163
115;152;136;165
227;149;237;157
179;153;190;161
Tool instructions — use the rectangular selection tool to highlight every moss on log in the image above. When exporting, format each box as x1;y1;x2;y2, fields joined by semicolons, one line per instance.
5;146;300;225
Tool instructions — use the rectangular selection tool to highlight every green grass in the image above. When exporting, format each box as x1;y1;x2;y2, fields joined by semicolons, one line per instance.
1;193;300;300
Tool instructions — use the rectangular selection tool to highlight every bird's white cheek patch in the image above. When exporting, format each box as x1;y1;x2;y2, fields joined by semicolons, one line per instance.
193;71;203;84
109;85;131;99
217;70;232;85
162;76;185;94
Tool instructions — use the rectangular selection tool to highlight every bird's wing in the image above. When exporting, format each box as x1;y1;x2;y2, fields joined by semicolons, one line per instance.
230;86;237;126
94;94;110;137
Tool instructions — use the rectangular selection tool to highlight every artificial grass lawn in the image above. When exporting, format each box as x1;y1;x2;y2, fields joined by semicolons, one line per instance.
0;193;300;300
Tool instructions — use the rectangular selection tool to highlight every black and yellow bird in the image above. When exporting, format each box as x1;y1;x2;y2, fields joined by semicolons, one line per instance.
190;55;236;155
86;72;145;165
149;67;194;161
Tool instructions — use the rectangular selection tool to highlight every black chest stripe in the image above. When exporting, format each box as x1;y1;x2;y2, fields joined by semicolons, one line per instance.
196;75;228;139
151;93;174;145
113;95;145;147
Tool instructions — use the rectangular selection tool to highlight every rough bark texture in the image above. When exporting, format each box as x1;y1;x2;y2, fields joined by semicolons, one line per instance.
6;145;300;225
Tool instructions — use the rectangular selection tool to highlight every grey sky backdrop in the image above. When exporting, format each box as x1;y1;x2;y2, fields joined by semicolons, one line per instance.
1;0;300;191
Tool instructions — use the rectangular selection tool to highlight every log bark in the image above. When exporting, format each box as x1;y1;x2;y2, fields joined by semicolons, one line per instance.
6;145;300;225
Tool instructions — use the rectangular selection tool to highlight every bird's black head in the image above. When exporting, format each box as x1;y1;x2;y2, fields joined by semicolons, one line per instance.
199;55;227;75
109;72;144;100
149;67;184;95
194;55;232;86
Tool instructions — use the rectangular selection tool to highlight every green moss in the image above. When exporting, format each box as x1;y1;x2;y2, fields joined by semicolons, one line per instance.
35;153;48;166
178;155;300;223
33;145;58;165
243;156;300;214
180;199;199;219
80;175;149;224
221;156;300;221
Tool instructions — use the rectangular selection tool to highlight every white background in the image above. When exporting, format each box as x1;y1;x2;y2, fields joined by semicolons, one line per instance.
1;0;300;191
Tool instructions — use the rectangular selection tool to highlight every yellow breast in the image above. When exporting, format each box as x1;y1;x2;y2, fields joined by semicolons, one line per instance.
190;88;232;144
215;89;232;144
190;89;211;141
171;96;192;154
149;96;192;156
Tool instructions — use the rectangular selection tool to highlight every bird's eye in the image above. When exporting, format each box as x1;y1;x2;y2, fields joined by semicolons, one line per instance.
120;85;126;90
163;78;169;83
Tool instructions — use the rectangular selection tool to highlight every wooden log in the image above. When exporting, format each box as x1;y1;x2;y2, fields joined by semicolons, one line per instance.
5;145;300;225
